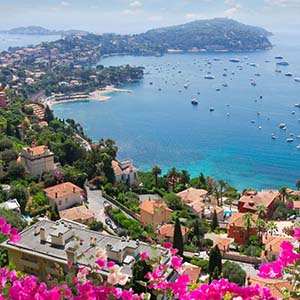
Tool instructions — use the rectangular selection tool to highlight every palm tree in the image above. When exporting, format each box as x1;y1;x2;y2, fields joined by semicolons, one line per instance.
152;165;162;188
279;186;288;203
243;212;254;243
167;167;180;192
256;218;266;241
296;180;300;191
180;170;190;186
256;204;267;218
266;221;278;236
218;180;226;206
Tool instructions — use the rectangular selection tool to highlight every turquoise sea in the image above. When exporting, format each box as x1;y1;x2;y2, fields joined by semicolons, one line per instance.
50;33;300;190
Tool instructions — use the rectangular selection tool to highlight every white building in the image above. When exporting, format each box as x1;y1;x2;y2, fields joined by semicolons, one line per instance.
112;159;138;185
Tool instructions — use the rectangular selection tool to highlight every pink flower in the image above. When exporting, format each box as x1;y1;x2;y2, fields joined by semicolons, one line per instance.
171;248;178;256
1;223;11;235
67;261;73;269
107;261;115;268
96;258;106;269
140;252;149;261
107;265;128;286
9;233;21;244
171;256;183;270
163;242;173;249
293;227;300;240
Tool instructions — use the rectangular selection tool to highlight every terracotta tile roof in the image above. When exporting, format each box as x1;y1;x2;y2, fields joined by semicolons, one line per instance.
239;190;279;211
214;238;231;251
249;277;293;299
59;206;95;223
211;206;224;214
158;223;188;238
262;236;293;255
287;188;300;197
112;160;138;175
182;262;201;284
44;182;83;199
23;145;50;156
139;199;172;215
177;188;208;214
228;212;258;228
293;201;300;209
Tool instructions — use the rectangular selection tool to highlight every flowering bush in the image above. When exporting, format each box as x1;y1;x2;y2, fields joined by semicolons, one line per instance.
0;217;299;299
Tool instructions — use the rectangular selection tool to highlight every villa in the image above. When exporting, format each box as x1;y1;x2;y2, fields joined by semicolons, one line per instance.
20;143;55;179
139;199;173;225
112;159;138;185
0;199;21;214
238;190;280;219
157;223;189;244
44;182;83;211
59;206;95;224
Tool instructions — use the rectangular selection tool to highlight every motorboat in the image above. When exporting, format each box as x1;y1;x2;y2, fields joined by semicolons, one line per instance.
286;138;294;142
279;123;286;129
191;98;199;105
209;107;215;112
229;58;240;63
204;75;215;79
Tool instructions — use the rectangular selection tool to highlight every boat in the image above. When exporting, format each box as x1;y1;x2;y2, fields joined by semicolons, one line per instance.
285;73;293;77
294;103;300;108
229;58;240;63
251;81;257;86
279;123;286;129
149;82;153;85
216;88;221;91
222;83;228;87
223;73;227;77
209;107;215;112
275;69;282;73
184;84;189;89
191;98;199;105
255;73;261;77
297;145;300;150
286;138;294;142
249;63;258;67
258;126;262;129
275;56;284;59
277;61;289;66
260;96;263;99
251;120;255;123
204;75;215;80
292;111;296;114
271;134;277;139
294;78;300;82
158;88;162;91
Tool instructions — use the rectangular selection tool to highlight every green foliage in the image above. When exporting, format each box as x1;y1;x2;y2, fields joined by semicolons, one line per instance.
130;260;152;295
7;161;26;180
89;221;104;232
44;105;54;123
240;244;262;257
222;261;246;286
8;184;29;213
208;246;222;283
62;165;88;188
117;192;140;212
211;209;219;231
32;191;47;206
0;208;27;232
173;218;184;256
163;193;183;210
28;205;51;217
190;258;209;273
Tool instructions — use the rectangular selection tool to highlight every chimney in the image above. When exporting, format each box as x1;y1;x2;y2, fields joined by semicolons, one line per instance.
34;225;40;235
40;227;46;242
55;192;58;198
73;187;76;193
31;141;37;148
66;247;77;264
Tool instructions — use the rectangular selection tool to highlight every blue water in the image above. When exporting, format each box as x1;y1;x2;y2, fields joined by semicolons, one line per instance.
0;34;61;51
53;33;300;190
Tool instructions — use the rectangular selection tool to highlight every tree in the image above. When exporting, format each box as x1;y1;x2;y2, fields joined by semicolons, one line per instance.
217;180;226;206
44;105;54;123
163;193;183;210
279;186;288;203
89;221;104;232
151;165;161;188
208;245;222;283
173;218;184;256
180;170;190;186
256;204;267;218
296;180;300;191
0;149;18;166
8;185;29;213
7;161;25;180
222;261;246;286
130;260;152;295
167;167;180;192
266;221;278;236
211;209;219;231
242;212;254;243
256;218;266;241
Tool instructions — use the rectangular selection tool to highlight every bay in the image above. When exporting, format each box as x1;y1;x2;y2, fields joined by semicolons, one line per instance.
52;33;300;190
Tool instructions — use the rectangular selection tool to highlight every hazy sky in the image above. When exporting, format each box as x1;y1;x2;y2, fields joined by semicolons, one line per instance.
1;0;300;34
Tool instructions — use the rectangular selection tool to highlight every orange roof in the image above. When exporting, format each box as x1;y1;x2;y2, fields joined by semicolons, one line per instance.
228;212;258;228
262;236;293;255
211;206;224;214
140;199;172;215
177;188;208;204
159;223;188;238
59;206;95;223
112;160;138;175
249;277;293;299
44;182;83;199
23;145;50;156
293;201;300;209
38;121;48;127
214;238;231;251
287;188;300;197
182;262;201;284
239;190;279;211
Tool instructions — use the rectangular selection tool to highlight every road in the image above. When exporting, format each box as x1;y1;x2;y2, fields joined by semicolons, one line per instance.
75;134;91;151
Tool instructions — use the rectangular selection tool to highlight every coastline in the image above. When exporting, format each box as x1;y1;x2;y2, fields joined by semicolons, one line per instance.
46;86;132;108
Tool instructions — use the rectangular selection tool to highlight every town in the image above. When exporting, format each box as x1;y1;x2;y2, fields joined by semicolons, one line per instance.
0;84;299;298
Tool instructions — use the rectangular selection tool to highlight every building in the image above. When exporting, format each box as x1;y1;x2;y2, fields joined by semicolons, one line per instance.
140;199;173;225
238;190;279;219
0;199;21;214
111;159;138;185
182;262;201;284
203;206;225;222
20;143;55;179
0;91;8;107
214;237;232;254
157;223;189;244
227;212;258;244
177;187;208;217
44;182;83;211
261;236;293;262
59;206;95;224
1;219;163;282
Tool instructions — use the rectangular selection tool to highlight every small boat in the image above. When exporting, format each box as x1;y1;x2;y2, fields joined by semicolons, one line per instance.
260;96;263;99
223;73;227;77
285;73;293;77
216;88;221;91
227;113;230;116
251;120;255;123
149;82;153;85
251;81;257;86
265;60;270;63
275;69;282;73
295;103;300;108
279;123;286;129
204;75;215;80
197;92;200;95
229;58;240;63
255;73;261;77
249;63;258;67
222;83;228;87
271;134;277;139
275;56;284;59
292;111;296;114
297;145;300;150
158;88;162;91
286;138;294;142
294;78;300;82
258;126;262;129
191;98;199;105
209;107;215;112
277;61;289;66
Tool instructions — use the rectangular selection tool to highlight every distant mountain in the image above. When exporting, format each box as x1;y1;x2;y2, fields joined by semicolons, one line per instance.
135;18;272;52
0;26;88;36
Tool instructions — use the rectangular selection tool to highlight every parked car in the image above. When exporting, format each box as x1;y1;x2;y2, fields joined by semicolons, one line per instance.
105;218;112;225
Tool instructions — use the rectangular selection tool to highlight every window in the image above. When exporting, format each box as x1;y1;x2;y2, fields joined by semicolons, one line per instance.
65;198;68;204
240;231;244;238
58;200;62;206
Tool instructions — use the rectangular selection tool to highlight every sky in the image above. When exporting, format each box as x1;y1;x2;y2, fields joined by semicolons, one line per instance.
1;0;300;34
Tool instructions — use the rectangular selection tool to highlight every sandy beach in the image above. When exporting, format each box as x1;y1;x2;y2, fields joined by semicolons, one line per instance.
46;86;132;107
